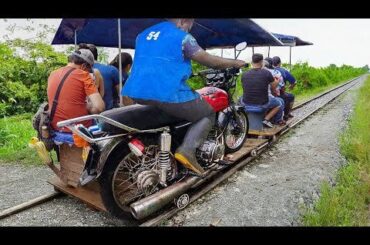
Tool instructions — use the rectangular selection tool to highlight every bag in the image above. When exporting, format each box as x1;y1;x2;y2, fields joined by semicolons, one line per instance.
32;67;76;151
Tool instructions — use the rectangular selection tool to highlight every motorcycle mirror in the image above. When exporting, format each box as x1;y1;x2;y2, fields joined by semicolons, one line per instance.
235;41;247;51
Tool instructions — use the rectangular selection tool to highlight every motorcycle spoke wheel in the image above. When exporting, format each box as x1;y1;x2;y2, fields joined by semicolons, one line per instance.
224;111;248;151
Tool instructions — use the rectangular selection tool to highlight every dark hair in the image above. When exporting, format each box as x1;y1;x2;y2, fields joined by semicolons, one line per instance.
272;56;281;66
110;52;133;69
78;43;98;60
264;57;273;69
252;53;263;63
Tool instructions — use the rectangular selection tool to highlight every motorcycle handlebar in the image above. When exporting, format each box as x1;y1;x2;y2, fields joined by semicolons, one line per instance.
196;63;249;76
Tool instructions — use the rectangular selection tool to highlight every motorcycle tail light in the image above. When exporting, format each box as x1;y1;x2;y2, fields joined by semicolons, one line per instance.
128;138;145;156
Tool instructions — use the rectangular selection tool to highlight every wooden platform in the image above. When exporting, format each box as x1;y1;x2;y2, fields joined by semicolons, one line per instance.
47;138;269;214
48;176;106;212
226;138;268;162
248;118;294;137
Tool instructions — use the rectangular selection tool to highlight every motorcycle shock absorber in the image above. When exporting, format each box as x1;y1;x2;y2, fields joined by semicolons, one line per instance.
159;130;171;186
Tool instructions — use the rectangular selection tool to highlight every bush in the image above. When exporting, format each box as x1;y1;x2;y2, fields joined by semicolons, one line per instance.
0;40;67;117
290;62;366;96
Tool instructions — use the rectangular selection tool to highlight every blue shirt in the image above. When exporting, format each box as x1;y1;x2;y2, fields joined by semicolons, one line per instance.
122;21;198;103
93;63;119;110
275;67;296;85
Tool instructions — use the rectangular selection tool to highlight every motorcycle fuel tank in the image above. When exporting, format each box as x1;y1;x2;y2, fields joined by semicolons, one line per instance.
197;87;229;112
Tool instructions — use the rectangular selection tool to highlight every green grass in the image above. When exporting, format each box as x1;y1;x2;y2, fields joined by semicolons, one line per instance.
0;71;366;167
294;78;356;105
302;76;370;226
0;113;42;165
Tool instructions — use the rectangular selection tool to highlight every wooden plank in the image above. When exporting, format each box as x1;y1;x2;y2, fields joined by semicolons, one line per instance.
248;118;294;137
226;138;268;162
48;176;107;212
0;192;62;220
59;144;86;188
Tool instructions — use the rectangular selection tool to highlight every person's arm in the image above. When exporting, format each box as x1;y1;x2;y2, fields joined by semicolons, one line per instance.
271;77;280;96
191;50;245;69
270;73;279;91
284;69;296;90
87;93;105;114
83;72;105;113
115;84;120;102
94;69;105;98
183;34;245;69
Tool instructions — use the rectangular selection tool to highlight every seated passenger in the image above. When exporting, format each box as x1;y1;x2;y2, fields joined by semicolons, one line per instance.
241;53;284;128
272;56;296;120
263;58;285;125
78;43;105;98
47;49;105;133
109;52;134;107
80;43;120;110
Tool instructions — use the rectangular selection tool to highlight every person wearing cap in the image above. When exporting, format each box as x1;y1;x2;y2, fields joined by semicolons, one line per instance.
122;19;245;176
241;53;283;128
47;49;105;132
80;43;121;110
78;43;105;99
272;56;296;120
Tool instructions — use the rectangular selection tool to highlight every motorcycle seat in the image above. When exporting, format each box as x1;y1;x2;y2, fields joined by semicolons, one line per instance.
99;104;186;133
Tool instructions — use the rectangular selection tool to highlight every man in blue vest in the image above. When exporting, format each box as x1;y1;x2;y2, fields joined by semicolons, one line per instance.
123;19;245;176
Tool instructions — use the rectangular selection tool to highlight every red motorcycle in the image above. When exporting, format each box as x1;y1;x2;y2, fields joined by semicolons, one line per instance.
57;42;249;220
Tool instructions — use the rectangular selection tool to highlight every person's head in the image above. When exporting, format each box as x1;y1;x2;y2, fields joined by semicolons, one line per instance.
109;52;133;72
272;56;281;67
168;18;195;32
264;57;273;69
251;53;264;68
67;49;94;72
78;43;98;61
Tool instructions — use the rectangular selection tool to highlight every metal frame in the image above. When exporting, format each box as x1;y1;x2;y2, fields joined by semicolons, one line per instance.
56;114;170;144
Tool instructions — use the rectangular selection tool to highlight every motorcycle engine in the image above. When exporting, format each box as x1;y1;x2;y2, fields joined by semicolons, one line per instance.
197;139;225;165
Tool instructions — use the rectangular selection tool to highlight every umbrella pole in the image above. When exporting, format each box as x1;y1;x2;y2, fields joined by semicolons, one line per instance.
118;18;123;106
221;48;223;58
268;46;270;57
252;47;255;55
74;30;77;49
289;46;292;71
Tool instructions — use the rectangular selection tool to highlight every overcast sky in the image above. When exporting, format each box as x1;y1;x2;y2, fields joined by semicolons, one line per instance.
1;18;369;68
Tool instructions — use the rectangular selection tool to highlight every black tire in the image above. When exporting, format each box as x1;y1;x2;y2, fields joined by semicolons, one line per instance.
224;109;249;154
98;144;136;221
98;135;161;222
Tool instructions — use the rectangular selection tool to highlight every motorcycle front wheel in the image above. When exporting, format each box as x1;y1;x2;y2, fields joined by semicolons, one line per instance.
224;109;249;153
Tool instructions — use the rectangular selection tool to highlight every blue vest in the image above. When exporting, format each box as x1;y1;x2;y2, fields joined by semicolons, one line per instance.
122;21;199;103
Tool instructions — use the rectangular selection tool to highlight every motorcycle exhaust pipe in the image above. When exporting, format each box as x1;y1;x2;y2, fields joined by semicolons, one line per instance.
130;175;200;220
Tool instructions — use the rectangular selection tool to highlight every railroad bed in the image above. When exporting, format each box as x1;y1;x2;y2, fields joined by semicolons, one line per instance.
0;74;367;226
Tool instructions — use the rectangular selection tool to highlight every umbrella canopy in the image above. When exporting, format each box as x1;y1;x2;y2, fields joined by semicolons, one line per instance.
51;18;284;49
272;33;313;46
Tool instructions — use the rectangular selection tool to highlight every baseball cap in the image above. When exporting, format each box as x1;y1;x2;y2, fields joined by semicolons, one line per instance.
72;49;94;67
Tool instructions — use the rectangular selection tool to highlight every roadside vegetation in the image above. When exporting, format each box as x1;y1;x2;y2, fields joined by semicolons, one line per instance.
303;76;370;226
0;21;367;165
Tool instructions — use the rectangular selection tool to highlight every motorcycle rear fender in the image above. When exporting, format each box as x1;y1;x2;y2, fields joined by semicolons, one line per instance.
95;137;128;179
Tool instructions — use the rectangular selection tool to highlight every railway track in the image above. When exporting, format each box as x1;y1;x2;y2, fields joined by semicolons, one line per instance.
0;74;366;225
